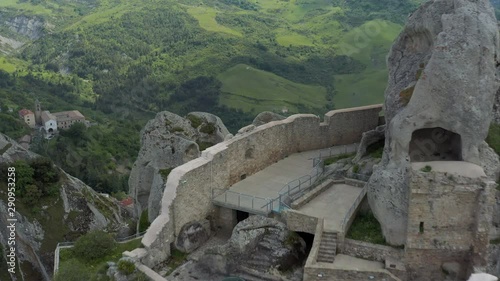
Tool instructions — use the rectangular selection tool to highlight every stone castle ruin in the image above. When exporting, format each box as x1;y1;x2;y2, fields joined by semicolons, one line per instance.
123;0;500;280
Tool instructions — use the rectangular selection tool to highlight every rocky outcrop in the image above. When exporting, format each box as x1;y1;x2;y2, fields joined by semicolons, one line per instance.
367;0;500;245
0;133;130;280
128;111;229;221
0;133;38;163
175;220;210;253
197;216;306;278
5;15;46;40
252;111;286;127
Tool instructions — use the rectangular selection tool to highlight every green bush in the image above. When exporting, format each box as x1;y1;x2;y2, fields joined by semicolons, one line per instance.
54;259;91;281
73;231;116;261
159;168;173;180
352;164;360;173
199;123;216;134
117;259;136;275
139;209;151;232
187;114;203;128
346;212;386;245
324;153;355;166
420;165;432;172
487;123;500;156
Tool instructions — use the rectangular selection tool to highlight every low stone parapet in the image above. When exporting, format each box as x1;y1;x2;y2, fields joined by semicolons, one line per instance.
341;239;404;263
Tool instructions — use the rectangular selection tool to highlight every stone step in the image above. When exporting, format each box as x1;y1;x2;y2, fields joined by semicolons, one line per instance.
236;266;283;281
317;257;335;263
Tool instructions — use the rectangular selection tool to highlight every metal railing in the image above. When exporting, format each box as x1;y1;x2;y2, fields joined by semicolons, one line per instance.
212;144;360;215
340;187;367;233
212;188;272;215
316;143;358;161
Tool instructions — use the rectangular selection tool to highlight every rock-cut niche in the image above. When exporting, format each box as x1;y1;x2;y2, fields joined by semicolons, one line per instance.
409;127;462;162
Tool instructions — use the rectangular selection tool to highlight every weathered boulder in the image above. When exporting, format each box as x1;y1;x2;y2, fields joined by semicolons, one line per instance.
176;220;210;253
197;216;306;276
128;111;229;221
0;133;38;163
252;111;286;127
353;125;385;162
368;0;500;245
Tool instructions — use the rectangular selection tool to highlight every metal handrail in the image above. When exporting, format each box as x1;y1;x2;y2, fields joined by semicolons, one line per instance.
212;144;358;214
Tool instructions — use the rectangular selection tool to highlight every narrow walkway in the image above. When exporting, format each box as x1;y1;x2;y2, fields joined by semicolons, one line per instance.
298;184;363;232
212;144;357;214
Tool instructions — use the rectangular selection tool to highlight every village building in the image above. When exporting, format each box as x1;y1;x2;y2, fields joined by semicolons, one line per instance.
41;111;57;134
18;109;35;128
53;110;86;130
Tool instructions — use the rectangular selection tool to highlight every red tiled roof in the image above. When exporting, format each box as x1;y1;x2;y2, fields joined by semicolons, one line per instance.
18;109;34;117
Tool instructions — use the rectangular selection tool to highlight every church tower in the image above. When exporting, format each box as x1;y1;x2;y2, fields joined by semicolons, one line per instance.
35;99;42;125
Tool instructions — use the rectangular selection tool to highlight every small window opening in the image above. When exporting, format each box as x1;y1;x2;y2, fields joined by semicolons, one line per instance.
419;222;424;233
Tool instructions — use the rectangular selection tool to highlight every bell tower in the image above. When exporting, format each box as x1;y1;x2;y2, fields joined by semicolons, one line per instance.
35;99;42;125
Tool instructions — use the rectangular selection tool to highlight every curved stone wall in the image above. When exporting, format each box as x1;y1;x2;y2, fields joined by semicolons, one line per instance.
140;105;383;266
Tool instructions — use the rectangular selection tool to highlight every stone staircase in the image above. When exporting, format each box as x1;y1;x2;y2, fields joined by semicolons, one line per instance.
235;266;284;281
317;231;337;263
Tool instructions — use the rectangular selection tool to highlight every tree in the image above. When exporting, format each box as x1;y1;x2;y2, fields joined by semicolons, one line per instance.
72;230;116;261
13;160;34;196
54;259;91;281
21;185;42;205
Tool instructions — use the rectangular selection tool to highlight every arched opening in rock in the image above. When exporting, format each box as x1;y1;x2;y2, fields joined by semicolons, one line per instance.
409;127;462;162
236;210;249;223
296;231;315;257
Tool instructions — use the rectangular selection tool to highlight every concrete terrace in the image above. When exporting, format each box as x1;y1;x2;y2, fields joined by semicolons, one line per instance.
298;183;363;232
212;144;358;214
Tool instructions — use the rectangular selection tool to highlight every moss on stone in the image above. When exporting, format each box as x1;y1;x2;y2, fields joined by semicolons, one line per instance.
187;114;203;129
399;85;415;106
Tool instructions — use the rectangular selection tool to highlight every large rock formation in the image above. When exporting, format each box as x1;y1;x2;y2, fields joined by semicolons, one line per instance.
0;133;129;280
128;111;229;221
197;216;306;279
367;0;500;245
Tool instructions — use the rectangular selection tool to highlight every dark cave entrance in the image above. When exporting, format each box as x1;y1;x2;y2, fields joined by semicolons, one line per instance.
236;210;249;223
296;232;315;257
409;127;462;162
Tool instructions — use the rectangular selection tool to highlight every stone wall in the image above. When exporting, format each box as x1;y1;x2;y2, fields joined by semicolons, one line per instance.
405;162;496;280
303;266;400;281
282;209;319;234
342;239;403;263
140;105;382;266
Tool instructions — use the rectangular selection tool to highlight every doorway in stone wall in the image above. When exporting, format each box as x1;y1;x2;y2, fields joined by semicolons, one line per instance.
236;210;249;223
409;127;462;162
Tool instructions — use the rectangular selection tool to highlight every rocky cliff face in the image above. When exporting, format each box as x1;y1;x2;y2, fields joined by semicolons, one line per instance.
4;15;46;40
0;133;131;280
128;111;229;221
367;0;500;245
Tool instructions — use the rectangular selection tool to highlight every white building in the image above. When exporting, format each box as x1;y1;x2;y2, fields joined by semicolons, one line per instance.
41;111;57;134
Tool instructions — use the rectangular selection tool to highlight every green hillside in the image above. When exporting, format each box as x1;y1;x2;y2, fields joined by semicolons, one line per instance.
0;0;421;207
219;64;327;113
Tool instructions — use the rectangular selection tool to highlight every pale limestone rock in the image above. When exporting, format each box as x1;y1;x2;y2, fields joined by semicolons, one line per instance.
128;111;229;221
252;111;286;127
367;0;500;245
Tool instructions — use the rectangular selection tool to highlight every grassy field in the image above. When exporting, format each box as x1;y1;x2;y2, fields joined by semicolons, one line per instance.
186;6;242;36
218;64;326;113
332;20;402;107
58;238;143;277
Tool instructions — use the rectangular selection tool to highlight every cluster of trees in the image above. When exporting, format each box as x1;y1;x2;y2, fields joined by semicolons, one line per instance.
0;158;60;206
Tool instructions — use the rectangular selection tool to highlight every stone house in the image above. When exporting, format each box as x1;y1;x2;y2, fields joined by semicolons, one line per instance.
52;110;85;130
18;108;35;128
